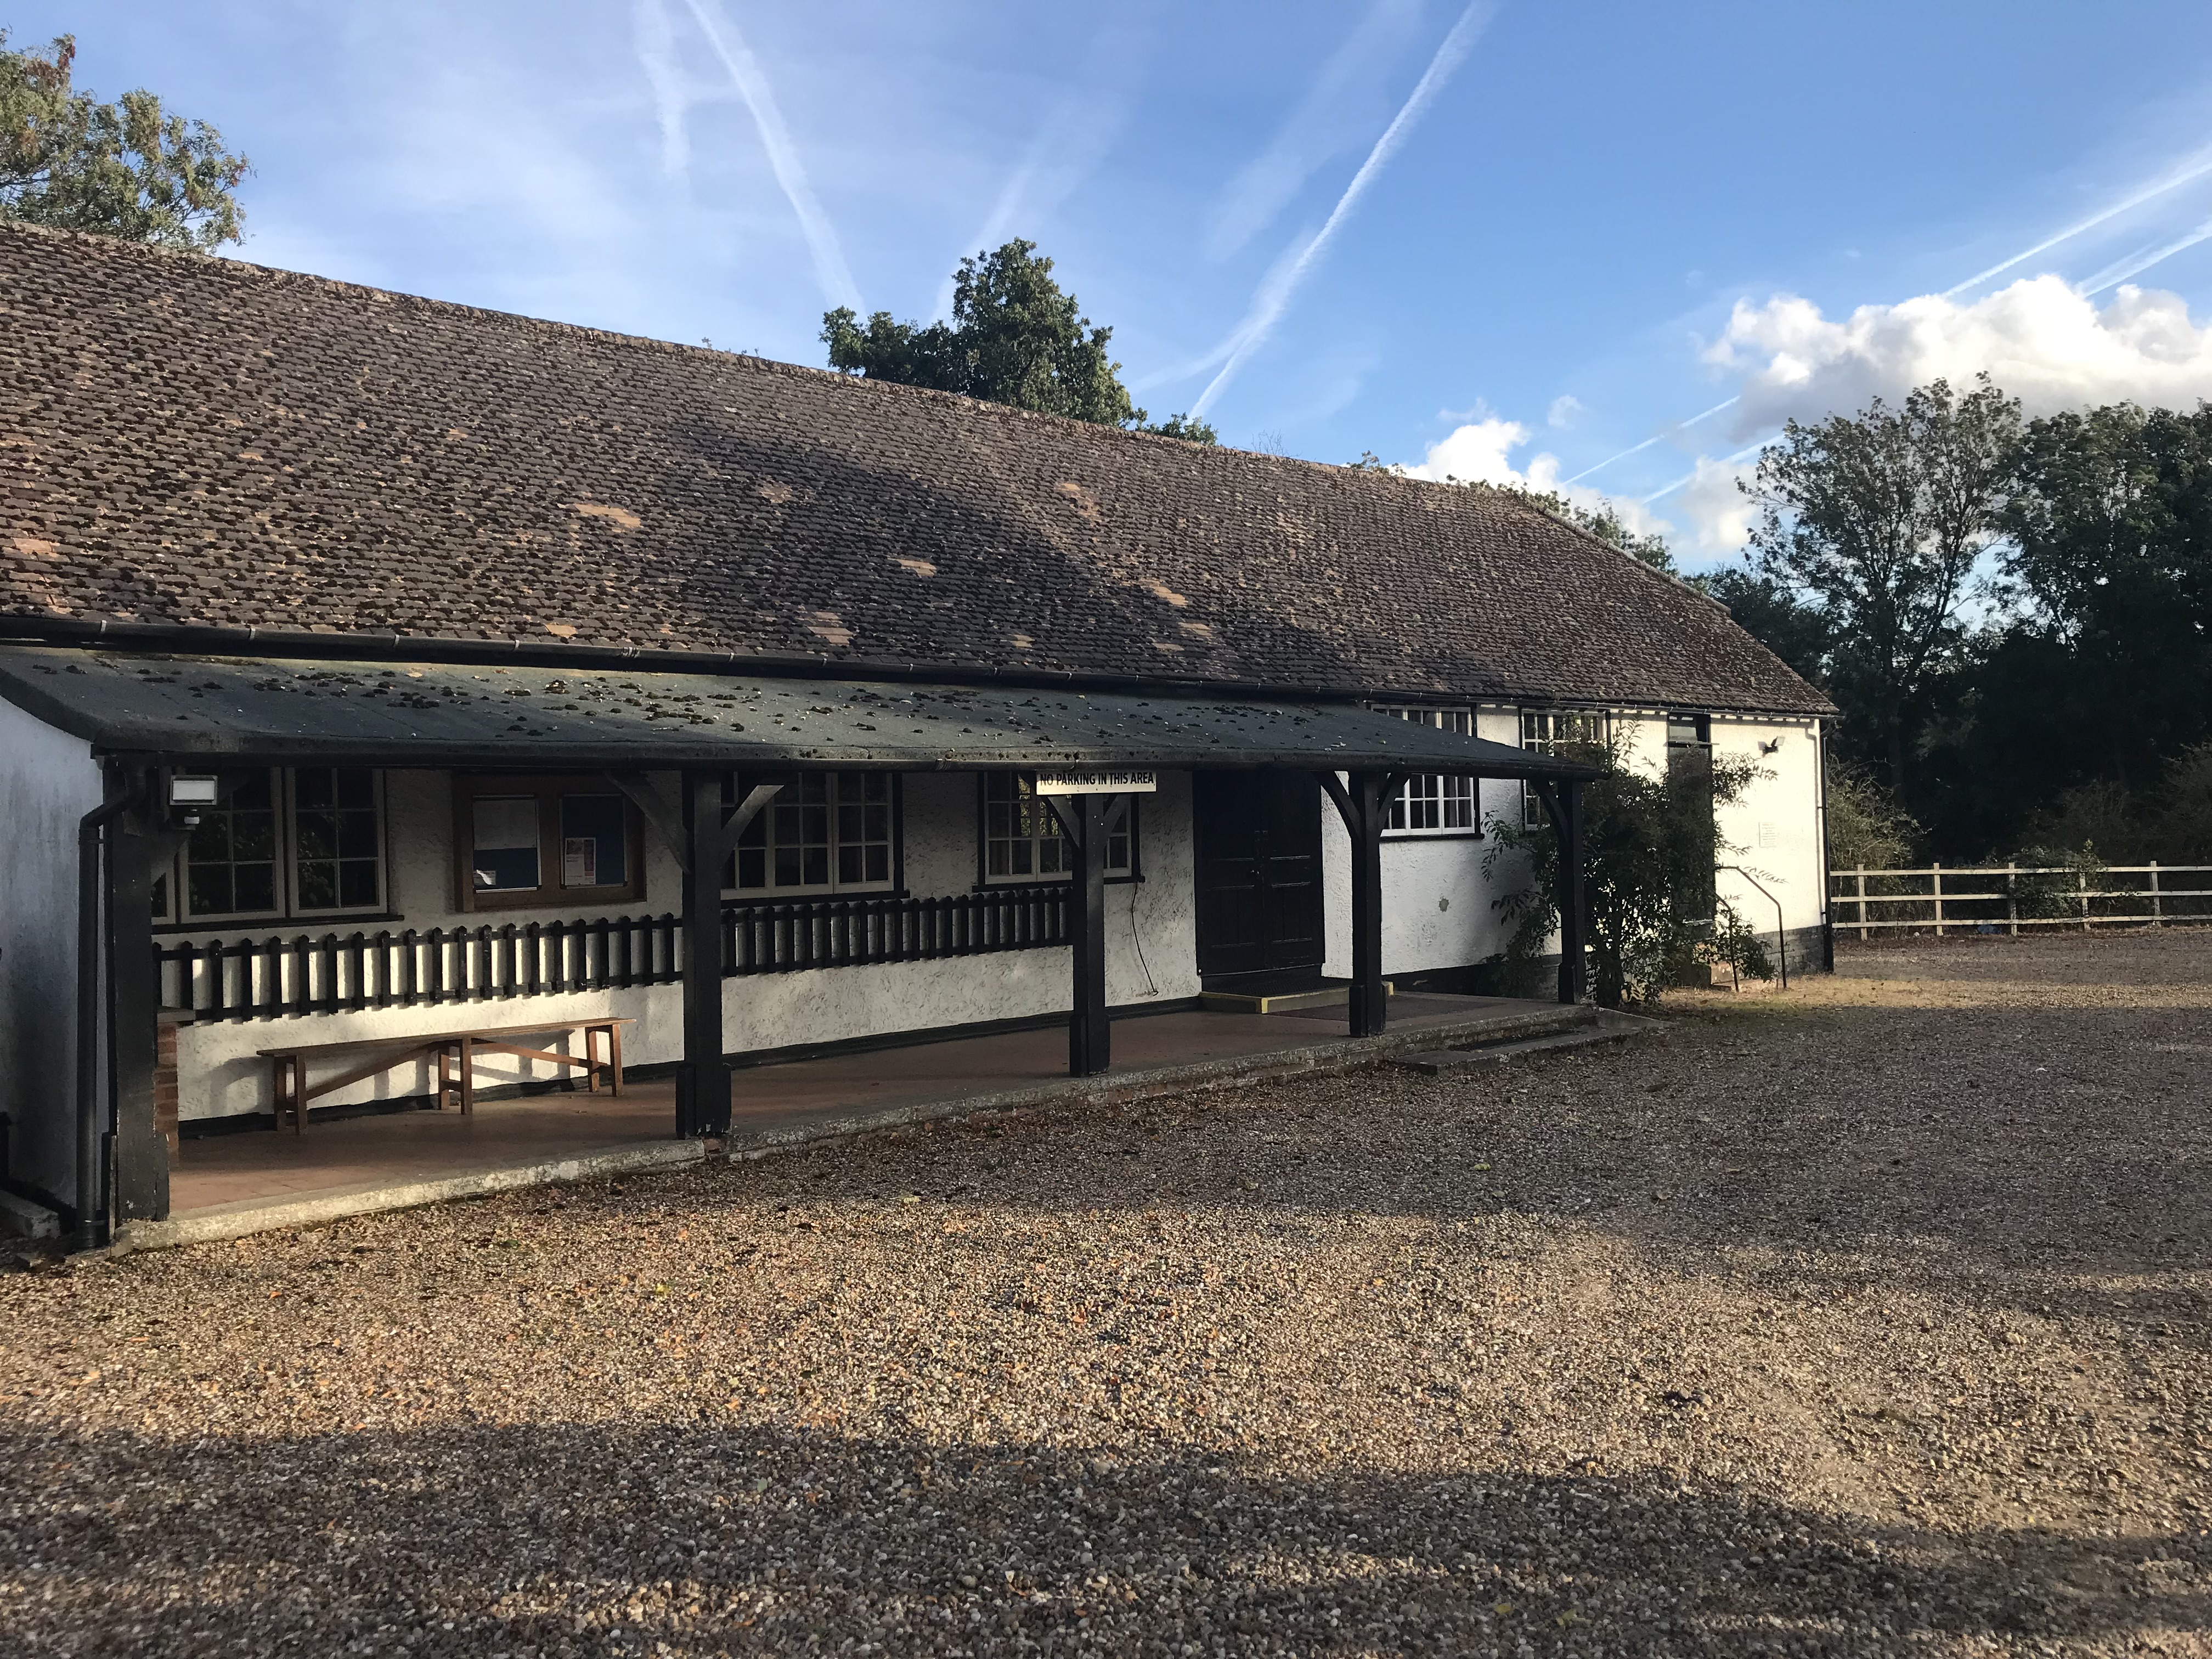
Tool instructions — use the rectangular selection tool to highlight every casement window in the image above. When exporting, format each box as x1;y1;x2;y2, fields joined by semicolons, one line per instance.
155;766;388;926
456;775;642;911
1521;709;1608;828
1376;707;1479;835
979;774;1135;884
727;771;898;896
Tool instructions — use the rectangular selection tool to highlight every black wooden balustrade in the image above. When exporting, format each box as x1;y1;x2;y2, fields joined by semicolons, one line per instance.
155;885;1069;1024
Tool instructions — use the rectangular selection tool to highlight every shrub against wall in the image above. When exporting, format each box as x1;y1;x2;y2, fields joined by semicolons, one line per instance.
1484;737;1767;1008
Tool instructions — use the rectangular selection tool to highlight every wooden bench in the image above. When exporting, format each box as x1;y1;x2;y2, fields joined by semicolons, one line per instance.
257;1018;633;1133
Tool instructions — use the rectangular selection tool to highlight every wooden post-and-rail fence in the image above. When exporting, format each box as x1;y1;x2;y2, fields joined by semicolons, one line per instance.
1830;864;2212;938
155;884;1071;1025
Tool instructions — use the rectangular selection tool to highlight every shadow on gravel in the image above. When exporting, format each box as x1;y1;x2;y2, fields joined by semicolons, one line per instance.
3;1421;2204;1656
1497;998;2212;1294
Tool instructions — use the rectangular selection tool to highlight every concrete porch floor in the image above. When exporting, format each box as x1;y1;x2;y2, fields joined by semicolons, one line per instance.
153;992;1573;1242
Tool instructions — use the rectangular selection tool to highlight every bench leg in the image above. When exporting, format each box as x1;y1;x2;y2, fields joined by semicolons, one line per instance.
585;1025;601;1094
437;1043;455;1111
610;1023;624;1097
273;1057;295;1134
459;1035;475;1118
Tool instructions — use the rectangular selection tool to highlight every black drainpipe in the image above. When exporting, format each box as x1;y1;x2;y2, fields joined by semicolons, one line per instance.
75;763;146;1249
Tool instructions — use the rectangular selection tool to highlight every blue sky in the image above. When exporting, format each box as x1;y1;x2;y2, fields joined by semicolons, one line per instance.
21;1;2212;565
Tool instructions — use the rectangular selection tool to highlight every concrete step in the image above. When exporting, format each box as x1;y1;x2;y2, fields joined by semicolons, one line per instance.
1391;1009;1657;1074
1198;981;1395;1014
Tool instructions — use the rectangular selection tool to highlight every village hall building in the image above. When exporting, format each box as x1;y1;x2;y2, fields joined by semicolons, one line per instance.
0;223;1833;1249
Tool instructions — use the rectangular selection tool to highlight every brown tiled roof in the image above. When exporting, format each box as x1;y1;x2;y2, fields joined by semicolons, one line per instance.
0;222;1830;715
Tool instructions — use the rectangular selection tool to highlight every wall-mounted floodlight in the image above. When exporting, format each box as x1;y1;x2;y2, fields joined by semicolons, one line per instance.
168;775;219;807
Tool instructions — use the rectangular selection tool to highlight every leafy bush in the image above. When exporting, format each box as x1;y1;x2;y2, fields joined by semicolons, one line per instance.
1698;901;1776;988
1483;735;1767;1008
1825;765;1919;870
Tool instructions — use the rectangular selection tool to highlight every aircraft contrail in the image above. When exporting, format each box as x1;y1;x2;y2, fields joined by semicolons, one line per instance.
681;0;861;311
1188;0;1498;419
2082;215;2212;295
1641;438;1770;505
1611;146;2212;503
1939;145;2212;300
1560;397;1738;484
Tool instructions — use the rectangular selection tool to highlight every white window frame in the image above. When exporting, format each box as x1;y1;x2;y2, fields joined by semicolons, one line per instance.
979;774;1137;885
1375;707;1480;836
159;766;391;927
725;771;899;898
1521;708;1609;828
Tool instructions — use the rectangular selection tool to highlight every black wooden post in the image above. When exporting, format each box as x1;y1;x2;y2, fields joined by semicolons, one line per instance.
1317;769;1398;1039
1049;793;1112;1076
108;774;176;1224
678;773;783;1137
1535;778;1590;1005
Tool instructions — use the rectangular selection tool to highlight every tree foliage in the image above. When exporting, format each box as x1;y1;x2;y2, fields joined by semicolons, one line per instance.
1743;375;2021;794
1484;733;1764;1008
1;32;247;249
1503;487;1678;572
822;239;1213;441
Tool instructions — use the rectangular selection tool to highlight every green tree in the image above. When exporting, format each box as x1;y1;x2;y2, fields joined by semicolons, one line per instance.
822;239;1212;441
1483;732;1765;1008
1695;566;1833;687
1;32;247;248
1743;375;2021;794
1911;402;2212;857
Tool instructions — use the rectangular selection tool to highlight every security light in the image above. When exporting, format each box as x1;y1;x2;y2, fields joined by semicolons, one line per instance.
168;775;219;806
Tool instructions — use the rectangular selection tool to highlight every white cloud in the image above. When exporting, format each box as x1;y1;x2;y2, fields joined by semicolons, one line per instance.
1402;417;1674;542
1675;458;1760;552
1707;275;2212;436
1547;393;1584;429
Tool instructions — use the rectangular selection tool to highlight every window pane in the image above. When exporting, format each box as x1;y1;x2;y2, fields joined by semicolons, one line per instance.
235;865;276;913
473;796;541;891
297;862;337;910
182;768;283;917
560;794;627;888
188;868;233;916
340;861;379;908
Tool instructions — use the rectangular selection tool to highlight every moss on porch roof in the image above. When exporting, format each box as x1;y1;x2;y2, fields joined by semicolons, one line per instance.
0;648;1598;775
0;222;1830;717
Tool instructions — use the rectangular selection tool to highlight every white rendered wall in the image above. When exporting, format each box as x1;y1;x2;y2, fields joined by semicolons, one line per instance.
1713;717;1826;935
0;701;101;1203
174;768;1200;1120
1323;705;1827;983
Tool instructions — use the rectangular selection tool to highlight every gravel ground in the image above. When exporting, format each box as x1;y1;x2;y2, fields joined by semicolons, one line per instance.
3;930;2209;1656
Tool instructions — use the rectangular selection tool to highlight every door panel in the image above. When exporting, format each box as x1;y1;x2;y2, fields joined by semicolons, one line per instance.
1193;771;1326;984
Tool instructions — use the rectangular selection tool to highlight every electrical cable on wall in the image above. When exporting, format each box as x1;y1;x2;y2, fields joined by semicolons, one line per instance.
1126;878;1157;998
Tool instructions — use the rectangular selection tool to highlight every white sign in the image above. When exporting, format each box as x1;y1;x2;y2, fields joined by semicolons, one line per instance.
1034;769;1157;795
562;836;597;886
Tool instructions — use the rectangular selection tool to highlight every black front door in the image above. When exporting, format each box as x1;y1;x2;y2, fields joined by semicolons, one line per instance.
1193;770;1326;987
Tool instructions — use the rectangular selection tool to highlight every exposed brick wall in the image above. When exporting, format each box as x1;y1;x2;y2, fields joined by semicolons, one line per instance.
154;1017;179;1161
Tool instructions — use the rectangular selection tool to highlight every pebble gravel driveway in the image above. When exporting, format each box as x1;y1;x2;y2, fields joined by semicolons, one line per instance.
3;930;2208;1656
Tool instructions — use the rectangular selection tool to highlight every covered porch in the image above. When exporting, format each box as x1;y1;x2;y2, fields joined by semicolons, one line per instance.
2;645;1596;1243
152;990;1595;1240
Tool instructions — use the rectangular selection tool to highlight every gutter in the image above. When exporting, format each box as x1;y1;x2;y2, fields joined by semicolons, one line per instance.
0;615;1842;724
75;761;144;1250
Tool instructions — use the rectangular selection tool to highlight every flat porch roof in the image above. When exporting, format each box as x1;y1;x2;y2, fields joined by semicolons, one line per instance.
0;646;1597;776
141;994;1589;1246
